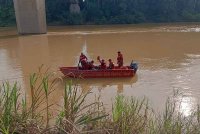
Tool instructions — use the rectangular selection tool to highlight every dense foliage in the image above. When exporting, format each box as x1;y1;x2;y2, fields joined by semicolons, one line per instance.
0;0;15;26
1;0;200;26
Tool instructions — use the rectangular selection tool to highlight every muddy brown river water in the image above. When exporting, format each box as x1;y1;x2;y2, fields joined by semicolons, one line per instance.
1;23;200;115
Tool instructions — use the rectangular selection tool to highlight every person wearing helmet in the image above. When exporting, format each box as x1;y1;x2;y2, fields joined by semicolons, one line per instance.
79;53;89;70
79;52;88;62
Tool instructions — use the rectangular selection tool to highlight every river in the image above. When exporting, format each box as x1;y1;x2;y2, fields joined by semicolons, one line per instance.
1;23;200;116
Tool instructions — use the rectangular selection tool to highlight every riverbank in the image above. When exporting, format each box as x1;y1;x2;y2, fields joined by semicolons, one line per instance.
1;68;200;134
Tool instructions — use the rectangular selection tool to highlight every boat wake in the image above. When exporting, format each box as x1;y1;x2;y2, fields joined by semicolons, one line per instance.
46;25;200;36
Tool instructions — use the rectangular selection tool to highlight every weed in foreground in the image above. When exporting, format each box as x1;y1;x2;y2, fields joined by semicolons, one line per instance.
1;67;200;134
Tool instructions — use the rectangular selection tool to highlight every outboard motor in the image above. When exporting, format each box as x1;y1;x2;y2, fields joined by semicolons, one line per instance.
130;61;138;73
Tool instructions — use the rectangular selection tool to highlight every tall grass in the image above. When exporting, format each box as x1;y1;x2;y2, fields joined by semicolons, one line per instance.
0;82;19;134
1;67;200;133
56;80;107;133
146;92;200;134
0;66;59;133
110;95;149;134
0;67;107;133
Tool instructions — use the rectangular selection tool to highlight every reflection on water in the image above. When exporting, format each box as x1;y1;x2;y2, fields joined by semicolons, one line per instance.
1;23;200;115
177;96;196;117
66;75;138;93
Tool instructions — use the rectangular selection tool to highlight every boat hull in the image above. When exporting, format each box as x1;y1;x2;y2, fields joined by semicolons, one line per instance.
59;66;137;78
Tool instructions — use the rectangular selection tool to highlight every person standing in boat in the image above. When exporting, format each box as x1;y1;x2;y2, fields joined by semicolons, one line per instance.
80;52;88;61
117;51;123;67
79;53;89;69
97;56;107;69
108;59;115;69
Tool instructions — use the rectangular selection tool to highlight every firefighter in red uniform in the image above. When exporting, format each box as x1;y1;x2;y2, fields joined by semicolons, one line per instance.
117;51;123;67
108;59;114;69
97;56;107;69
80;53;88;61
79;53;89;70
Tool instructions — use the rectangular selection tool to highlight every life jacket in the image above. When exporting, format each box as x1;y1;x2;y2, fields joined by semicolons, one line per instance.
80;59;89;70
108;61;114;69
88;62;95;70
100;61;107;69
80;55;87;61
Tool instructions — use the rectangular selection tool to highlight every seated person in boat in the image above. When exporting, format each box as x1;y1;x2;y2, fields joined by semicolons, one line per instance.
97;56;107;70
88;60;96;70
80;59;89;70
79;53;89;70
117;51;123;68
108;59;115;69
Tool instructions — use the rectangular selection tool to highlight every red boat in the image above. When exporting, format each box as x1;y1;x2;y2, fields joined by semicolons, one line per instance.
59;63;138;78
